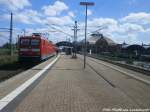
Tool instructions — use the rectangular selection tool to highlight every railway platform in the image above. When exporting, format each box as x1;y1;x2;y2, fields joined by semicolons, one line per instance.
0;54;150;112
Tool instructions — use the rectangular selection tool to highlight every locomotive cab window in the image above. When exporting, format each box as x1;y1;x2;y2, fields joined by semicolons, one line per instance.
31;39;40;46
20;39;30;46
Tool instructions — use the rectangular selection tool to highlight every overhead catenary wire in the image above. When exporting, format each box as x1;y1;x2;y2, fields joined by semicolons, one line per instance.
78;26;107;37
46;24;73;37
45;24;105;38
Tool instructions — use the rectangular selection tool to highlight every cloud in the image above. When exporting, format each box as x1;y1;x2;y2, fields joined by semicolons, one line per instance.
42;1;68;16
87;9;92;16
121;12;150;25
68;11;75;18
1;1;74;42
2;9;43;24
78;18;118;40
78;16;149;44
145;28;150;33
0;0;31;11
1;0;149;44
45;16;74;25
88;18;118;27
110;23;146;44
25;26;73;43
118;23;144;34
83;18;118;34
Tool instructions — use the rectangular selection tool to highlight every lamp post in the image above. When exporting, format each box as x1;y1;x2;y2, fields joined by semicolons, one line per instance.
80;2;94;69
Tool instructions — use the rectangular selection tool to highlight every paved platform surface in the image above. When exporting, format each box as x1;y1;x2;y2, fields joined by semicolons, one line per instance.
12;55;150;112
0;56;56;99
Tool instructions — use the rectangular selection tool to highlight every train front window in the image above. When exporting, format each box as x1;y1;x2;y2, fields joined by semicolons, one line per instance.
20;39;30;46
31;39;40;46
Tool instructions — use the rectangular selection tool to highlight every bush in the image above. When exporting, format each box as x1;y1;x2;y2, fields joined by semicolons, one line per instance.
125;60;133;64
0;55;18;66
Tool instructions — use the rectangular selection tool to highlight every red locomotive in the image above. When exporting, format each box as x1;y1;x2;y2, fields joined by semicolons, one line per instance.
18;33;56;62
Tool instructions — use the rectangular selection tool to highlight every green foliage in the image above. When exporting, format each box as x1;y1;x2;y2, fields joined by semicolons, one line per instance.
0;47;18;55
125;60;133;64
0;48;10;55
0;55;18;66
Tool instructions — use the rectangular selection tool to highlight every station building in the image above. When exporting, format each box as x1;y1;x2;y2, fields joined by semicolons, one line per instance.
78;32;120;54
77;32;150;60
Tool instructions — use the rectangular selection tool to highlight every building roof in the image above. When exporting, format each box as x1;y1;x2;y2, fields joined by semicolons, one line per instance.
56;41;73;47
88;36;101;44
87;32;116;45
102;36;116;46
121;44;150;50
143;45;150;49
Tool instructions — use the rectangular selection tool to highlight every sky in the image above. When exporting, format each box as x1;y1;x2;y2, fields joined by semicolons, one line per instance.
0;0;150;46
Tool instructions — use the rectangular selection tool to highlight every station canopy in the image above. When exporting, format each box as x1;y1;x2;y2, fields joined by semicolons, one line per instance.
56;41;73;47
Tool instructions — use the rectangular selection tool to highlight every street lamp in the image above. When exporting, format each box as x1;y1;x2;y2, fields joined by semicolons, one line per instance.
80;2;94;69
